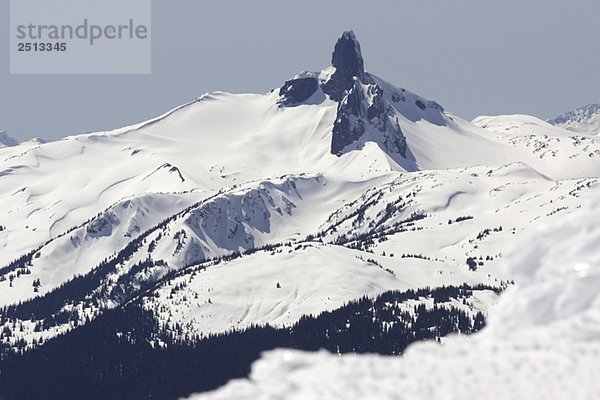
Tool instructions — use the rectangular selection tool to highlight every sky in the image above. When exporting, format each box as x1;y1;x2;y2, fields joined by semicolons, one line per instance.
1;0;599;142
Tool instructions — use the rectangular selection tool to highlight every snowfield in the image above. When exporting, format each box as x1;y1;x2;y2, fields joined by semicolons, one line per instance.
144;242;498;337
472;114;600;178
189;189;600;400
2;87;598;309
3;162;594;349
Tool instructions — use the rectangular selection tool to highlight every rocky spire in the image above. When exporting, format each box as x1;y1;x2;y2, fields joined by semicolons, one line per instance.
277;31;367;106
325;32;407;159
322;31;369;101
277;30;408;160
331;31;365;82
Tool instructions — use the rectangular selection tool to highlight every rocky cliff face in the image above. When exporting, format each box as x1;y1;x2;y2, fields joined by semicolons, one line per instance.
329;78;407;158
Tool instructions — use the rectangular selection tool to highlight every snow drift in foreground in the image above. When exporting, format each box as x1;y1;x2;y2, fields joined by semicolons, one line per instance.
190;190;600;400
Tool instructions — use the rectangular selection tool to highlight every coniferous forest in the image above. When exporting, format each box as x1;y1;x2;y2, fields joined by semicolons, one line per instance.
0;284;494;400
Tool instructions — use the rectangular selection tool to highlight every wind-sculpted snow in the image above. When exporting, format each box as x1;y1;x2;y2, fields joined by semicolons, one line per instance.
189;190;600;400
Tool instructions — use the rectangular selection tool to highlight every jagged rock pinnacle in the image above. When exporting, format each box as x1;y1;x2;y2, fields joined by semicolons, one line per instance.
277;30;408;160
322;31;368;102
331;30;365;81
277;31;367;106
325;32;406;159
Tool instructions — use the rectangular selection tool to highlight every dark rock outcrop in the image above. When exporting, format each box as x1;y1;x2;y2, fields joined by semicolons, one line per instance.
278;77;319;106
325;32;406;158
331;81;406;157
277;30;411;160
322;31;370;102
0;130;18;148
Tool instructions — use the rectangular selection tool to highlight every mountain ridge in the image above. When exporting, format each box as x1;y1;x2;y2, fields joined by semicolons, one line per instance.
0;131;19;148
548;103;600;135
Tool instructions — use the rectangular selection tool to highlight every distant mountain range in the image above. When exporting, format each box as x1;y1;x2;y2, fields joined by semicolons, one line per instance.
548;103;600;135
0;130;47;149
0;131;19;148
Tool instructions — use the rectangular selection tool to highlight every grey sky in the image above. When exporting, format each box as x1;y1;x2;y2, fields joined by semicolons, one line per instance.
1;0;599;142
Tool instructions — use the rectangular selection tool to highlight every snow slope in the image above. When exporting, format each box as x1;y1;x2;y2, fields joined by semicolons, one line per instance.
1;31;599;363
5;161;595;348
0;192;201;307
473;114;600;178
4;162;596;349
1;87;596;272
143;242;498;338
1;63;598;269
0;173;384;306
191;188;600;400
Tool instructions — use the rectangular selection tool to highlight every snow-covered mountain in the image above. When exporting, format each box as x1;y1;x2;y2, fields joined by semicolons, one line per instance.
194;189;600;400
0;31;598;400
548;103;600;135
0;130;19;148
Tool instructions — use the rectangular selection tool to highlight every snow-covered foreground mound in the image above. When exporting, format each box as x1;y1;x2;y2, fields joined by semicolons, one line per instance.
191;190;600;400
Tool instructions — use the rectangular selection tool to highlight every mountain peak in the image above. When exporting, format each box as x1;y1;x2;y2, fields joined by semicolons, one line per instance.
277;30;450;163
278;32;368;106
549;103;600;135
331;30;365;81
322;31;369;102
0;130;19;148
